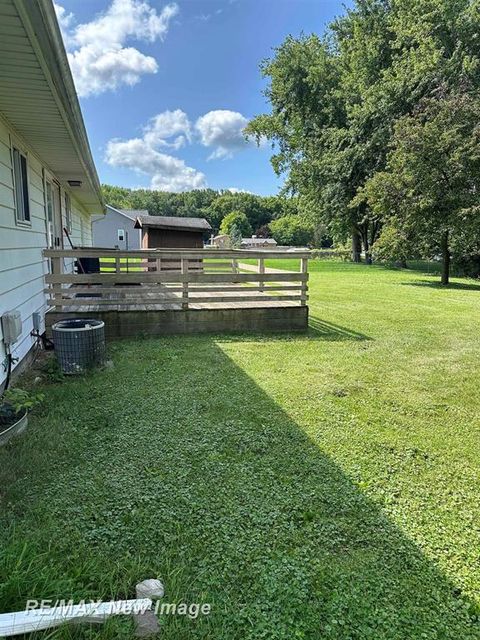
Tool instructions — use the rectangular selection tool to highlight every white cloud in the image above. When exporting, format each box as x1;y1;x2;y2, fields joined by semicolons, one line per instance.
143;109;191;150
227;187;252;194
69;46;159;97
105;110;205;191
55;0;178;97
195;110;251;159
54;2;73;31
104;107;260;191
106;138;206;191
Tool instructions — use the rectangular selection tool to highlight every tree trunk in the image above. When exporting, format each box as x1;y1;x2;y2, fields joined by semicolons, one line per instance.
358;223;373;264
352;230;362;263
441;230;450;285
370;221;381;248
363;237;372;265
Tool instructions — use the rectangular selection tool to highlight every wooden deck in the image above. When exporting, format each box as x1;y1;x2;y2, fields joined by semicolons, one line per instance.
52;283;303;312
44;248;310;336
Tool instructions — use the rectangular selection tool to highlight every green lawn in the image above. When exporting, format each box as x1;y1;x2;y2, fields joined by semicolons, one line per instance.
100;257;143;272
1;261;480;639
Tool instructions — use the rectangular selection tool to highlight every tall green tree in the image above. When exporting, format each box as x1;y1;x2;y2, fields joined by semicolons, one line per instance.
207;192;281;233
363;89;480;284
246;19;390;261
229;224;243;248
247;0;480;264
219;211;252;237
269;215;314;246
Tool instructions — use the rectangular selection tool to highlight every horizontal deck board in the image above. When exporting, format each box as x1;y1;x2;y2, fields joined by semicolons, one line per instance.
44;284;303;295
49;295;305;308
44;249;310;260
46;272;308;284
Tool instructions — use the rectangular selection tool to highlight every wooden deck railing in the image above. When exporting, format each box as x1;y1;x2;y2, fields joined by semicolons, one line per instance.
43;248;310;310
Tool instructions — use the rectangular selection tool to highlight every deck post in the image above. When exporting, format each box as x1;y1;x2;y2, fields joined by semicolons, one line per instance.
51;255;62;307
258;257;265;292
181;258;189;310
300;257;308;306
115;255;120;274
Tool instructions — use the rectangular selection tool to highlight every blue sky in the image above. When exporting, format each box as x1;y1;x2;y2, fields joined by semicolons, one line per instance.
56;0;346;195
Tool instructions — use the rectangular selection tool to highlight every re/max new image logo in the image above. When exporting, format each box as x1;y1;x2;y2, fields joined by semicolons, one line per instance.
25;599;211;620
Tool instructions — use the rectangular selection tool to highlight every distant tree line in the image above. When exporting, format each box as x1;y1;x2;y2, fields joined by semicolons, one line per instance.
246;0;480;283
102;184;330;247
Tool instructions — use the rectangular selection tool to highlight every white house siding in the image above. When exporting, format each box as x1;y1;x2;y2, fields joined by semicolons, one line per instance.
92;207;141;250
0;115;93;386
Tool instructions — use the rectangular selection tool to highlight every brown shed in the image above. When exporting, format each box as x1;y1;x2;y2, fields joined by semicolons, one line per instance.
134;215;212;249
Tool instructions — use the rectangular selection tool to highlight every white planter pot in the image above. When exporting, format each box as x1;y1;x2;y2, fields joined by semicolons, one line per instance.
0;410;28;447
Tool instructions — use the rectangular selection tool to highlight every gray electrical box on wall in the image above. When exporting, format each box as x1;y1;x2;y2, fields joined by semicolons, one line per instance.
32;311;42;332
1;311;22;345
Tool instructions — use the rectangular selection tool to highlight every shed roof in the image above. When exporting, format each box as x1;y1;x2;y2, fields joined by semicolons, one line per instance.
134;216;212;232
118;209;149;220
242;237;278;245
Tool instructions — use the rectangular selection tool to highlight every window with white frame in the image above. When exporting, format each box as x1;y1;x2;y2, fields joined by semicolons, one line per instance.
65;192;72;234
45;180;54;248
12;146;30;223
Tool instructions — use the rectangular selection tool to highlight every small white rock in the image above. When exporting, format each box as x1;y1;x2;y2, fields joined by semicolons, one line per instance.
136;578;164;599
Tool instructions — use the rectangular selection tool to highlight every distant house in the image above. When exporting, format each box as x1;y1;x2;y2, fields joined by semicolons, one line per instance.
134;216;212;249
0;0;103;388
92;205;145;249
212;234;231;248
241;237;278;249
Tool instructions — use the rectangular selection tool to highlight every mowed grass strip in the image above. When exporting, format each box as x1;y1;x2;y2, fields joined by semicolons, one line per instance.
100;257;143;273
0;261;479;639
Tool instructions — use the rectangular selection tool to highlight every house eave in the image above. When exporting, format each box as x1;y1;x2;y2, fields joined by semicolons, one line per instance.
3;0;104;213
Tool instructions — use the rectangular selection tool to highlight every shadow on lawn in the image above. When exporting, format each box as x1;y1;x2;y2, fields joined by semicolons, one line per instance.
309;317;371;341
0;337;478;639
401;279;480;292
212;317;371;344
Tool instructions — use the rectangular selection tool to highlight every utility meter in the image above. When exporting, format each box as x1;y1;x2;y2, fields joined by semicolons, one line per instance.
1;310;22;345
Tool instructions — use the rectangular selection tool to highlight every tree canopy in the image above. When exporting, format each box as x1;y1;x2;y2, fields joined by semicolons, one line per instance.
219;211;253;237
247;0;480;281
103;185;298;236
269;215;314;247
363;89;480;283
